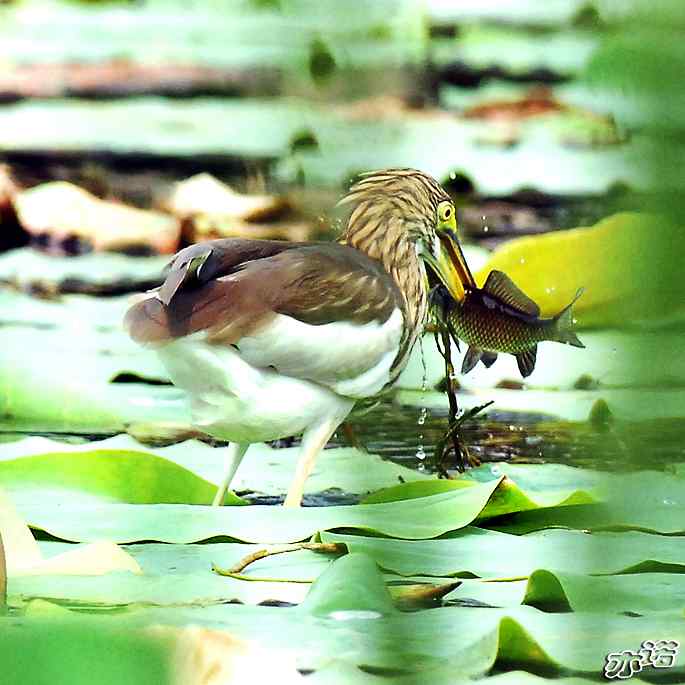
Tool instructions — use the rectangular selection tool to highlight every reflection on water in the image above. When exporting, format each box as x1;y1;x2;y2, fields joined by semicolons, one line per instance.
338;399;685;475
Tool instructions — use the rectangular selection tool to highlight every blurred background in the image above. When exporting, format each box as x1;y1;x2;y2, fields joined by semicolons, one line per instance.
2;2;685;683
0;0;683;472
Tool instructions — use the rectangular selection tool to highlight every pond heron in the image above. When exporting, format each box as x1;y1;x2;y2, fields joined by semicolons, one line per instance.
125;169;471;506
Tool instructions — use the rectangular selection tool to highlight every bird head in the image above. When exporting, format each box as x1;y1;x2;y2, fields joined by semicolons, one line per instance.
338;168;474;302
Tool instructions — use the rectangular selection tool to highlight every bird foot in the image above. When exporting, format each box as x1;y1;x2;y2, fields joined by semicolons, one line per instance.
433;401;493;475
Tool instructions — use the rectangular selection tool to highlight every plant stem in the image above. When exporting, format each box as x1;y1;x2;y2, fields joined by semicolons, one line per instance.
212;542;345;577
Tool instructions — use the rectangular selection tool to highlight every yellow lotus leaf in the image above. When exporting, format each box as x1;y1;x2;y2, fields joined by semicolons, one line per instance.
475;213;681;328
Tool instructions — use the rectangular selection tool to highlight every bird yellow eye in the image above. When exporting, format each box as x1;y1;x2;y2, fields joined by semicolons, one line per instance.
437;201;456;227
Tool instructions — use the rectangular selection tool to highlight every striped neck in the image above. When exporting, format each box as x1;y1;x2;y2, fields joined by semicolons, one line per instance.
339;206;428;374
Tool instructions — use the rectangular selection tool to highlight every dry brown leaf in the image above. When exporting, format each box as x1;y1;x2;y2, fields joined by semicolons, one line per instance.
14;181;180;254
0;488;41;574
168;173;290;223
335;94;415;120
0;164;17;210
0;487;141;577
151;625;304;685
186;214;314;243
463;87;566;121
0;61;279;99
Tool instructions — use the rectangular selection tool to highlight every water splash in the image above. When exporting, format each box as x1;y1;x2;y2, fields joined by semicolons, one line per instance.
416;337;429;463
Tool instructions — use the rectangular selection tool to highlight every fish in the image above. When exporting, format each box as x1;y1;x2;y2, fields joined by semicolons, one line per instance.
432;270;585;378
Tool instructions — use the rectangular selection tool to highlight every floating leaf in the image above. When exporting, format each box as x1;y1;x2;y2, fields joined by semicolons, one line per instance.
15;479;503;544
491;470;685;534
1;434;431;498
0;349;190;433
0;325;190;434
127;600;685;675
1;618;173;685
362;463;601;518
523;570;685;614
321;528;685;578
9;566;311;609
299;553;395;618
7;550;685;677
361;479;475;504
0;449;246;506
0;248;167;293
309;663;607;685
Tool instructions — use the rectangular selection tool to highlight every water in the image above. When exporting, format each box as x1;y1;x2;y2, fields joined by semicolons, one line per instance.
415;339;429;464
339;399;685;475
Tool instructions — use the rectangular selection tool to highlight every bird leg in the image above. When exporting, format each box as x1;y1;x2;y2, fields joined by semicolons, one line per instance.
212;442;249;506
433;327;489;473
284;417;342;507
433;401;493;473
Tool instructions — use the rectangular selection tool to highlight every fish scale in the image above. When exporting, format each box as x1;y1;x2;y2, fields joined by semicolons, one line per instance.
434;269;584;378
450;299;546;354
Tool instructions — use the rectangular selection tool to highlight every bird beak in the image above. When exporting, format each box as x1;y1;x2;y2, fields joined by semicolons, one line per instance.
425;228;476;303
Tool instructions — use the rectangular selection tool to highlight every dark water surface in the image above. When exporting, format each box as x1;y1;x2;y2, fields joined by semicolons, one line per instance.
340;399;685;476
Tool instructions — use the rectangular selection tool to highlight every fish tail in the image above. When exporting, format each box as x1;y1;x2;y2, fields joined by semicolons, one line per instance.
552;288;585;348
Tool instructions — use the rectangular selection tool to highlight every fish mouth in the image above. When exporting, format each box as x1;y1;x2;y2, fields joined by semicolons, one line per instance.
424;229;476;303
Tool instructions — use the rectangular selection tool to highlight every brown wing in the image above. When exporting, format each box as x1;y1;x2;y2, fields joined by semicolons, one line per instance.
125;241;404;345
157;238;301;306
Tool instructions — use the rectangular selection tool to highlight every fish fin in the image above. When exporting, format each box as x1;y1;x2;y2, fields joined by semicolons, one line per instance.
482;271;540;317
461;346;482;374
481;351;498;368
553;288;585;348
516;346;537;377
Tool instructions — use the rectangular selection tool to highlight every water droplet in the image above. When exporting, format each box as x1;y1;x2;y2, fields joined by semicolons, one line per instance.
416;338;430;456
418;337;428;393
519;257;525;264
450;171;456;180
483;225;489;233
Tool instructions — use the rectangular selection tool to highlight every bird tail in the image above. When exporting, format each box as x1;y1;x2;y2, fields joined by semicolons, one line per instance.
552;288;585;348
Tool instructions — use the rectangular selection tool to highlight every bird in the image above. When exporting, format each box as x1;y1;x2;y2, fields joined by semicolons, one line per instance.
124;168;470;507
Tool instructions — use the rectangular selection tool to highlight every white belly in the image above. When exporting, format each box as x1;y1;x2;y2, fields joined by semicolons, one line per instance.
157;339;354;443
237;309;405;398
